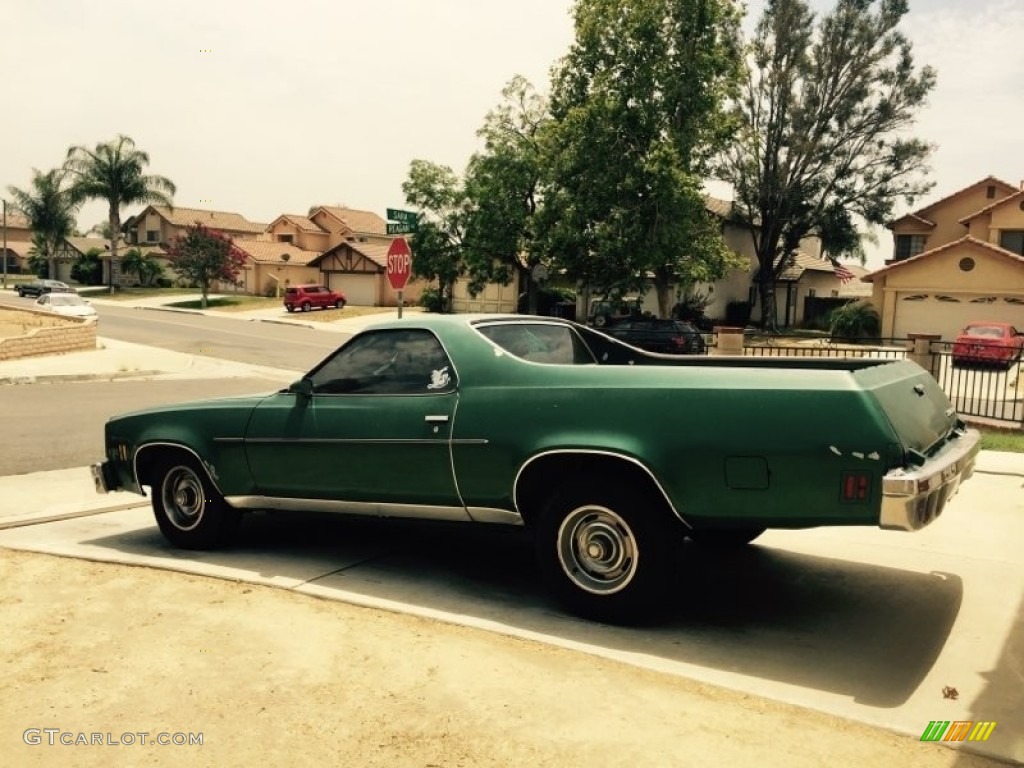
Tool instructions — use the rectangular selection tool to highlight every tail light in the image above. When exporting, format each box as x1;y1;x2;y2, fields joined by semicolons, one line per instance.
841;472;870;501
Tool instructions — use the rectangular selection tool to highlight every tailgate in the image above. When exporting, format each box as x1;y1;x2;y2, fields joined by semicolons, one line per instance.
852;360;957;457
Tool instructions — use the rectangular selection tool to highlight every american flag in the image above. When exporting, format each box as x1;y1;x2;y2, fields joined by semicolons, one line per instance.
830;258;856;284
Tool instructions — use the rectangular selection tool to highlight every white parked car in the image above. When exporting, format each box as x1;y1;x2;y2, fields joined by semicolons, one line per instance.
34;293;98;318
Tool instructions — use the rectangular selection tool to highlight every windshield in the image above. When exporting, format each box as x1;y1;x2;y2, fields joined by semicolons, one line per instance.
965;325;1005;338
51;295;84;306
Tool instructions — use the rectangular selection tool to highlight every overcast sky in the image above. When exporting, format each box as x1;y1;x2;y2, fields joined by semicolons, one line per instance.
3;0;1021;268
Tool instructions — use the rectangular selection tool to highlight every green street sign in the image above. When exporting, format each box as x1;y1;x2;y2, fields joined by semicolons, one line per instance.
386;208;419;225
386;222;416;235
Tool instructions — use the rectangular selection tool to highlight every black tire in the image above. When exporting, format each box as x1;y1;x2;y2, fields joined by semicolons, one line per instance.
16;287;24;298
334;299;345;309
285;305;294;313
301;301;311;312
535;479;676;623
686;527;766;547
151;453;240;550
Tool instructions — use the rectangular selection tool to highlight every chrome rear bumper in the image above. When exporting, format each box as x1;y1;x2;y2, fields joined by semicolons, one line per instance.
91;462;112;495
880;429;981;531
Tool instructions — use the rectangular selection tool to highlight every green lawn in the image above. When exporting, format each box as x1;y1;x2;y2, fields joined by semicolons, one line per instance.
979;428;1024;453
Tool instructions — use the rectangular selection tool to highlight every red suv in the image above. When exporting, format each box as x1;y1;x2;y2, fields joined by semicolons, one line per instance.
284;284;347;312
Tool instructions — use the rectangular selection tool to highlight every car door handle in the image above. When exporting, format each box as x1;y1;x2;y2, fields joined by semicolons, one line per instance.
425;415;450;423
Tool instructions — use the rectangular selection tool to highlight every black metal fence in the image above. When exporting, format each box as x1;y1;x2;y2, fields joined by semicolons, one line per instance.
927;343;1024;425
722;335;1023;428
743;337;909;361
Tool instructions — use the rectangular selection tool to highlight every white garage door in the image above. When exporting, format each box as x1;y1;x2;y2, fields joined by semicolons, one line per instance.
893;292;1024;340
327;274;378;306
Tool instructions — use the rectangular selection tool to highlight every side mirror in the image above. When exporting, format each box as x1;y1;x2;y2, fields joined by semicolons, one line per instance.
288;378;314;399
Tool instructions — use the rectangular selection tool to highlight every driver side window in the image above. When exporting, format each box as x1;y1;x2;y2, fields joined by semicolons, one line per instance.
309;329;456;395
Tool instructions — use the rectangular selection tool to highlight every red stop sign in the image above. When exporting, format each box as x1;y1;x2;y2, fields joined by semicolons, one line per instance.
386;236;412;291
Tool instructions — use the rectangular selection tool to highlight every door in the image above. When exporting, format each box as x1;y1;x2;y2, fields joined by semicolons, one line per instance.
244;328;463;514
894;292;1024;340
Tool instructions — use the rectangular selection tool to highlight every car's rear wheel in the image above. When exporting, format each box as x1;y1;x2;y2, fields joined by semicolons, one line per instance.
301;301;311;312
151;454;240;549
536;480;675;623
285;305;294;313
686;527;766;547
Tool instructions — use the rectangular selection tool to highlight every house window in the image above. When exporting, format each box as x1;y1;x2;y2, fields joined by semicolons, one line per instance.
277;234;294;244
959;257;975;272
999;230;1024;256
146;230;159;242
894;234;926;260
807;288;816;298
986;185;996;199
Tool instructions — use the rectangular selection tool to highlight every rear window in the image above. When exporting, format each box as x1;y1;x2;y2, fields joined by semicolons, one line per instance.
477;323;596;365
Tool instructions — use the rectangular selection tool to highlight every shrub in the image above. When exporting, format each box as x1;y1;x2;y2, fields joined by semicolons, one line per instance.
419;286;444;313
71;251;103;285
829;301;880;341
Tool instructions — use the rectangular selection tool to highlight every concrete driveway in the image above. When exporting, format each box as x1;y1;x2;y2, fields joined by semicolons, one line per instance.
0;457;1020;763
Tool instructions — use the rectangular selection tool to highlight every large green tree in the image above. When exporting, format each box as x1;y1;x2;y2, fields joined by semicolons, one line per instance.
717;0;935;329
166;223;246;308
400;159;468;312
64;135;175;292
7;169;77;279
463;76;551;314
543;0;745;317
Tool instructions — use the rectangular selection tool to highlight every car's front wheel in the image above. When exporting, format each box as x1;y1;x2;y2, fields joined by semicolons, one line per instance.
285;304;294;313
151;454;240;549
334;299;345;309
536;480;676;623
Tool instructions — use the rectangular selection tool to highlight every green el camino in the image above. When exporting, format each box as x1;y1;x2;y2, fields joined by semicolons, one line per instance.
92;314;980;621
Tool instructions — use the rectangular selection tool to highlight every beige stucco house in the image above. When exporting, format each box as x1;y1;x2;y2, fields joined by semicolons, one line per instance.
267;206;422;306
669;196;864;326
865;176;1024;340
1;209;36;274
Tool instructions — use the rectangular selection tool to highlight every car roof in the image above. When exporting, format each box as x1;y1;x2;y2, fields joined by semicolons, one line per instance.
361;313;574;333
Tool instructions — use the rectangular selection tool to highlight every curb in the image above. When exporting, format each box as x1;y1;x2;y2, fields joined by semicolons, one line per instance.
0;370;165;386
138;306;205;316
0;501;148;530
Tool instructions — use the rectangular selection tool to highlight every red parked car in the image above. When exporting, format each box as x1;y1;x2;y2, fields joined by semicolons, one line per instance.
283;284;347;313
952;322;1024;368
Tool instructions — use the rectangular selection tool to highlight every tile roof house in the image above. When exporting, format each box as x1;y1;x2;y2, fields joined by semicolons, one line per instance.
1;209;36;274
125;205;268;248
310;238;425;308
865;176;1024;340
691;196;861;328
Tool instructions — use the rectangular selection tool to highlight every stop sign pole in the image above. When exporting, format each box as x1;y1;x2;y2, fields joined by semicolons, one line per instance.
386;236;413;318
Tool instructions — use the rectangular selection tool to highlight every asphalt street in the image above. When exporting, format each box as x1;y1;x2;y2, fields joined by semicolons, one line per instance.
0;293;345;371
1;377;284;476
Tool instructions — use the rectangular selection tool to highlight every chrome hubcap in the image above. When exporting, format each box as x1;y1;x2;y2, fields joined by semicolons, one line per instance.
161;466;206;531
557;505;637;595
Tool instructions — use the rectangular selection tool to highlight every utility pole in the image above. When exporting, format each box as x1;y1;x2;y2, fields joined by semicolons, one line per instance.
2;199;7;290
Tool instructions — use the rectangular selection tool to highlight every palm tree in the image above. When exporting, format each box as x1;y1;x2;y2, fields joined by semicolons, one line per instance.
7;168;78;279
64;135;175;291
